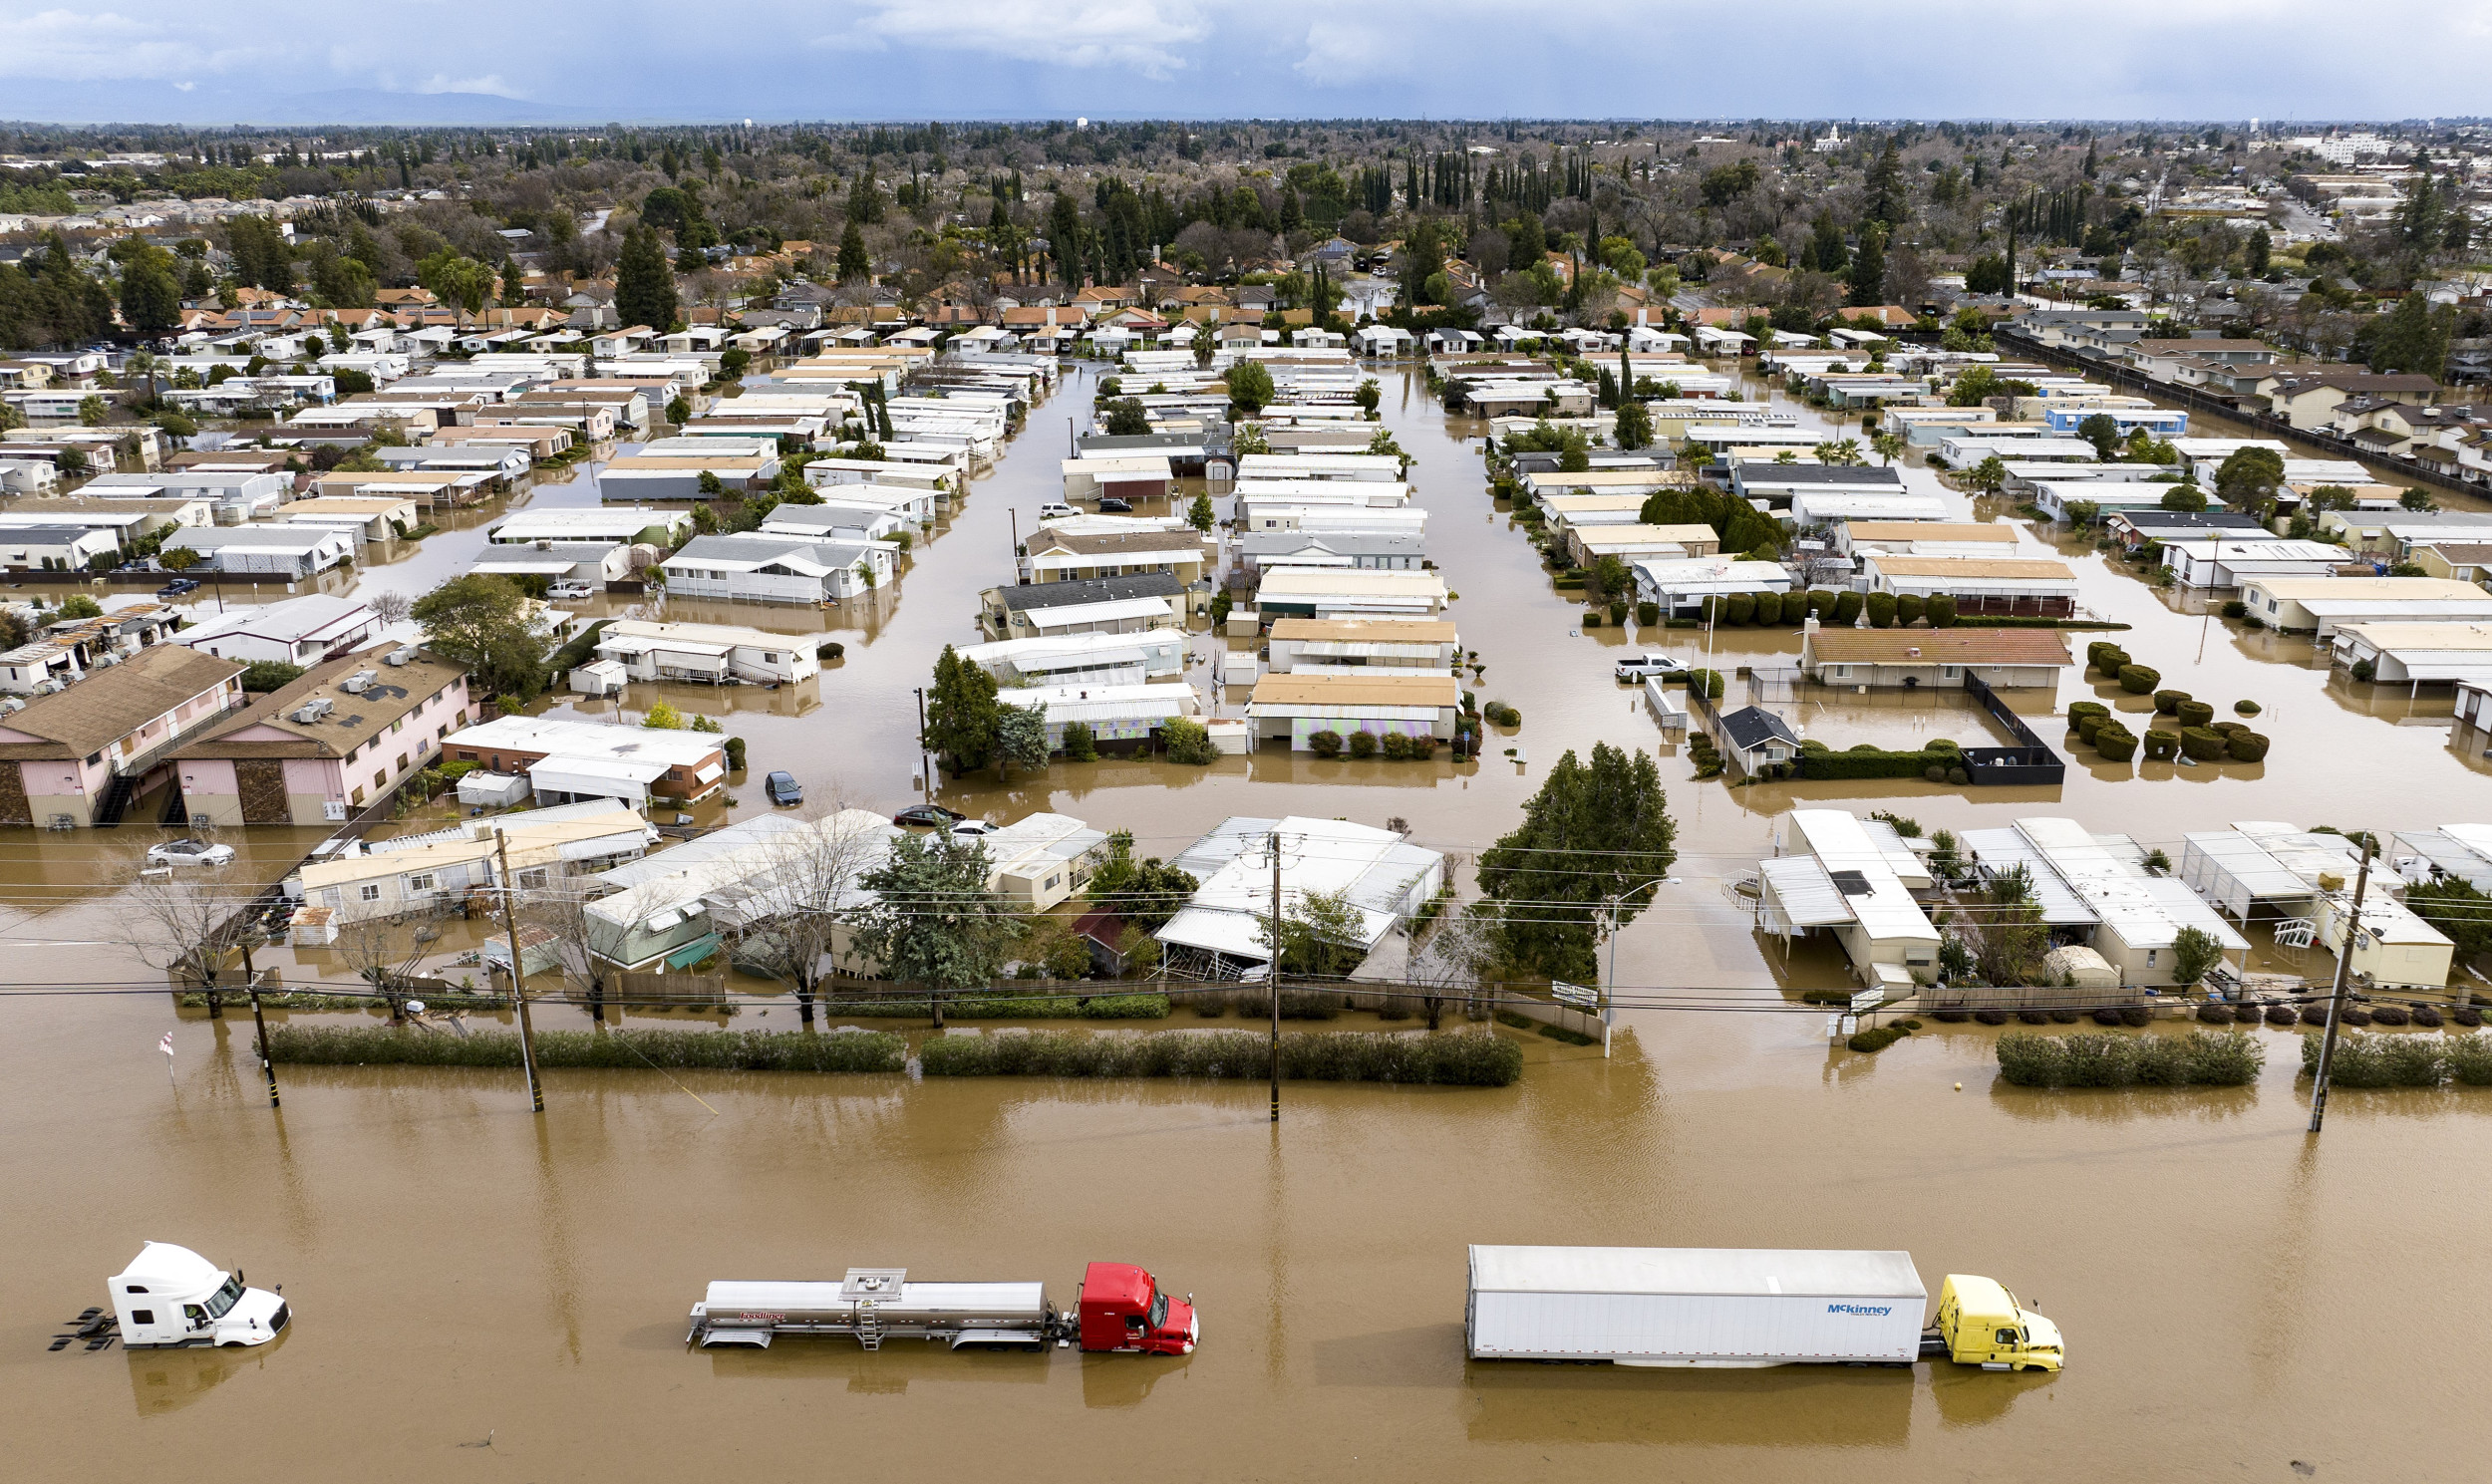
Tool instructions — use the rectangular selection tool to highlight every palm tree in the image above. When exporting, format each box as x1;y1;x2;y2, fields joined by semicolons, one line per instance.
1872;432;1906;466
126;349;160;409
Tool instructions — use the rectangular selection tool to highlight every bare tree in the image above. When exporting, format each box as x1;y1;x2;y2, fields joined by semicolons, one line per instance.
1407;895;1502;1027
124;858;253;1018
527;869;630;1022
335;916;443;1020
367;589;414;625
711;803;889;1028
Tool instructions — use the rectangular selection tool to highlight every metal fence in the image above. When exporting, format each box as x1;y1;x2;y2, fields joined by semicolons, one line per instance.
1958;672;2067;785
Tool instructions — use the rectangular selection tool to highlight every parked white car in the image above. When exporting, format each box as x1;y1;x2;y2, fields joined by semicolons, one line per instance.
1614;653;1687;681
147;838;236;868
546;581;595;601
1038;502;1078;522
950;818;999;839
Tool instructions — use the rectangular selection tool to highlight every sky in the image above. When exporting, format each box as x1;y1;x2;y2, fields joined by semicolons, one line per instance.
4;1;2492;127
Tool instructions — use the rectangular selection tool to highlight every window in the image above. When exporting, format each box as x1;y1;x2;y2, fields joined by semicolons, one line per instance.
359;884;381;902
407;874;435;892
373;770;385;789
130;1310;155;1326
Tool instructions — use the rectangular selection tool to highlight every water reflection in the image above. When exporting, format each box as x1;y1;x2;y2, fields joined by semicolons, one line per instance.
126;1339;286;1417
1462;1362;1915;1447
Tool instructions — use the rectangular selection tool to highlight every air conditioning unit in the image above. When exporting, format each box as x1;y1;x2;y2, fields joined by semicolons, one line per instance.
384;648;416;666
341;669;380;694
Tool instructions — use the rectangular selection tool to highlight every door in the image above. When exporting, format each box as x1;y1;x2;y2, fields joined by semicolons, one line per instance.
235;759;290;823
0;761;27;826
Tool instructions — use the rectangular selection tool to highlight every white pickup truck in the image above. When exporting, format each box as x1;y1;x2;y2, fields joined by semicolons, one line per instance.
1614;653;1687;681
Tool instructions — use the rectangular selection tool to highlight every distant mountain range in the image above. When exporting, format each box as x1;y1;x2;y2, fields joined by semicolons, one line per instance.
2;83;635;128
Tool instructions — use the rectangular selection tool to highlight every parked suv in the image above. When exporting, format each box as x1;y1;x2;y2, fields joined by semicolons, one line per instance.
765;771;802;806
1614;653;1688;681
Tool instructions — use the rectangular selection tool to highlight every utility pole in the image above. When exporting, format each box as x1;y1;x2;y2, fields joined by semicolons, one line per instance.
241;934;278;1109
2308;838;2374;1135
1269;828;1283;1124
496;831;545;1114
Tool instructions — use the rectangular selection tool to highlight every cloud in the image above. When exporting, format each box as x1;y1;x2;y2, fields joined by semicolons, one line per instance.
413;73;523;98
0;6;256;81
1291;19;1408;85
814;0;1217;78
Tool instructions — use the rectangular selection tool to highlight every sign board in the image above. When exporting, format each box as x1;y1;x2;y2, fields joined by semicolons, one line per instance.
1851;987;1885;1015
1824;1015;1843;1041
1552;981;1598;1009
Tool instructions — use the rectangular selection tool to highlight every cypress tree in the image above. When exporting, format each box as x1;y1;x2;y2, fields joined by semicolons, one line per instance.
614;225;678;333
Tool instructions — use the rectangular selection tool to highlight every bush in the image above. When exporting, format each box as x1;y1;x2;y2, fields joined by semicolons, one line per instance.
1724;593;1756;625
2349;659;2374;682
2234;700;2261;717
1347;731;1380;759
2088;644;2131;679
2457;1007;2487;1029
2120;1006;2152;1028
1926;593;1959;628
1582;609;1604;628
2197;1004;2235;1025
2142;729;2181;760
1947;766;1970;785
1381;732;1412;760
1924;765;1946;782
1831;590;1864;625
2093;725;2139;762
1897;593;1927;626
1800;745;1965;780
2267;1005;2299;1027
2179;727;2230;761
2412;1005;2445;1029
2076;713;2109;743
268;1026;904;1072
2153;689;2190;716
2117;664;2161;694
1062;721;1099;761
1161;718;1217;765
1685;670;1724;701
2298;1031;2441;1088
1482;700;1522;726
2226;732;2271;762
1308;729;1344;758
2176;700;2216;730
2449;1035;2492;1084
1865;591;1898;629
1975;1010;2010;1026
1847;1024;1911;1052
2221;600;2248;619
2066;701;2110;733
1637;601;1660;626
918;1030;1522;1085
1806;588;1838;615
1997;1030;2264;1087
2369;1004;2411;1027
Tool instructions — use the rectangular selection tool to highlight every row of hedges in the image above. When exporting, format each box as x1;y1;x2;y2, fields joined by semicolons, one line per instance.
918;1030;1524;1085
1798;742;1966;781
1307;730;1440;760
1696;588;1965;630
803;993;1170;1021
267;1026;906;1071
1996;1031;2266;1086
2071;705;2269;764
2297;1031;2492;1087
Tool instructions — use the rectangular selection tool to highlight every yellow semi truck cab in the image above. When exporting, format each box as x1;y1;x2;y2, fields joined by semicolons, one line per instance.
1933;1274;2062;1371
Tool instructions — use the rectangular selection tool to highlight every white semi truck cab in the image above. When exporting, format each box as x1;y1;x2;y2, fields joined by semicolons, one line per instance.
110;1242;290;1349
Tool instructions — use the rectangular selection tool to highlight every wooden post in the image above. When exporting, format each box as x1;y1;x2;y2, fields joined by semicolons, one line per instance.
497;832;544;1114
2308;840;2373;1135
242;938;278;1109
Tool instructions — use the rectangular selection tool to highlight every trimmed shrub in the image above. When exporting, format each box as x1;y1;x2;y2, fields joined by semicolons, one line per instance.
1637;601;1660;626
1865;591;1898;629
2120;1006;2152;1028
2266;1005;2299;1027
919;1030;1522;1085
2090;646;2131;680
1805;588;1837;615
2300;1005;2330;1027
2089;1008;2124;1027
1582;608;1604;627
2179;727;2229;761
2342;1006;2373;1027
1831;590;1865;625
1724;593;1757;625
2197;1004;2235;1025
2176;700;2216;729
1931;1009;1971;1023
1997;1030;2264;1087
1923;765;1946;782
2085;640;2122;670
1947;766;1970;785
2142;728;2181;760
1975;1009;2010;1026
2449;1035;2492;1084
2369;1004;2411;1027
2233;1003;2263;1025
2153;690;2190;716
1482;700;1522;726
2066;701;2110;733
2076;713;2109;743
1347;731;1380;759
2234;700;2262;717
2297;1031;2439;1088
2456;1007;2485;1029
1926;593;1959;628
1381;732;1413;760
1847;1025;1911;1052
1609;600;1629;625
1308;729;1344;758
267;1026;905;1072
2221;600;2248;619
2412;1005;2445;1029
2048;1009;2081;1025
2226;732;2271;762
1685;671;1724;701
2019;1010;2052;1026
1897;593;1927;626
2094;725;2138;761
2117;664;2161;694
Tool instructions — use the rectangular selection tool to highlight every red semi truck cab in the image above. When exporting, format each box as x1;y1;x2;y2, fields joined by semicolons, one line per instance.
1076;1262;1197;1355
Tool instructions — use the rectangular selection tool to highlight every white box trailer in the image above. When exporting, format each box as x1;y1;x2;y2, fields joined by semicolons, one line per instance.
1466;1246;1926;1367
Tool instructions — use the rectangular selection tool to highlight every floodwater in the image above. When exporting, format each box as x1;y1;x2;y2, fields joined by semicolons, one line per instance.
10;354;2492;1478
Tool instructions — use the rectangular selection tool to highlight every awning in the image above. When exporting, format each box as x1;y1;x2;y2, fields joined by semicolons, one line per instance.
665;931;724;970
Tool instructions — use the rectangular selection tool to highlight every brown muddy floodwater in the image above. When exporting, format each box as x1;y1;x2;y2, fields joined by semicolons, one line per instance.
8;361;2492;1480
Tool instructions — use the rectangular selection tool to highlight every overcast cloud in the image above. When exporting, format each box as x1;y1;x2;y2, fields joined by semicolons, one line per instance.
4;0;2489;124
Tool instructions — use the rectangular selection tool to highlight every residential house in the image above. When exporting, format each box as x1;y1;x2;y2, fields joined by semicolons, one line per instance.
1860;554;2080;617
159;524;354;578
1245;672;1458;750
1962;817;2250;988
167;649;471;825
2238;576;2492;636
660;532;895;604
442;714;729;808
1799;627;2071;689
1716;705;1804;774
1020;526;1214;586
1631;557;1793;618
292;805;655;922
2158;538;2356;590
982;572;1186;638
994;682;1202;752
0;602;182;696
590;619;822;686
580;809;899;972
171;594;380;669
0;645;245;826
953;630;1187;688
980;812;1110;911
1153;816;1446;979
2265;370;2438;431
1757;809;1940;994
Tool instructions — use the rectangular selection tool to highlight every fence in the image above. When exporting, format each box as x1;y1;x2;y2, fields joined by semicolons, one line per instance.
1958;672;2066;785
1915;982;2145;1013
1993;328;2483;500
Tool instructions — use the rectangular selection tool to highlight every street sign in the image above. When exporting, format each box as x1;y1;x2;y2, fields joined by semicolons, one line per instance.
1552;981;1598;1009
1851;987;1884;1014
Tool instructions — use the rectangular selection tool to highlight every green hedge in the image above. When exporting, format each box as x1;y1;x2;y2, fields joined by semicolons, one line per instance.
2153;689;2189;716
2117;664;2161;694
2227;732;2271;762
2094;725;2139;762
2298;1031;2492;1087
2179;727;2229;761
1800;746;1963;780
2176;700;2215;730
2067;702;2109;732
2142;728;2181;761
815;993;1171;1021
918;1030;1523;1085
267;1026;905;1072
1996;1030;2264;1086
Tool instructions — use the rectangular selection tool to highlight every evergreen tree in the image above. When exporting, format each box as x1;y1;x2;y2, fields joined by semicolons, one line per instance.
614;225;678;333
1848;224;1886;307
1474;742;1678;984
836;221;870;283
923;644;1000;774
